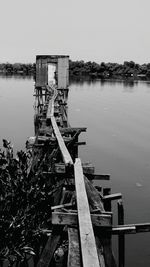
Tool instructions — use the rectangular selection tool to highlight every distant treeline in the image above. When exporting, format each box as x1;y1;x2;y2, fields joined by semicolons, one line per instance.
0;63;35;75
69;60;150;78
1;60;150;79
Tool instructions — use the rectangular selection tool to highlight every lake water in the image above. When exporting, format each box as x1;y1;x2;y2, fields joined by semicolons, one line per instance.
0;75;150;266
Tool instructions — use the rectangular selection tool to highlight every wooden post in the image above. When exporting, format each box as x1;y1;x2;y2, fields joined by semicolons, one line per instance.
118;200;125;267
102;188;117;267
103;188;111;212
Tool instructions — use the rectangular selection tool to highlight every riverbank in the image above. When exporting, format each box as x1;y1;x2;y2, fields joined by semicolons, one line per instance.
0;63;35;75
69;60;150;79
1;60;150;80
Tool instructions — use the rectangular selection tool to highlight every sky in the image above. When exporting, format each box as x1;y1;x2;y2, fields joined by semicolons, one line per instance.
0;0;150;64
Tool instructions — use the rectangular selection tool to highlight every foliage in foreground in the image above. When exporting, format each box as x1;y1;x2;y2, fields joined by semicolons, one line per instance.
0;140;52;266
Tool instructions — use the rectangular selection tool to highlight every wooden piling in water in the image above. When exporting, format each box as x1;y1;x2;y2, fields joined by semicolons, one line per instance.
118;200;125;267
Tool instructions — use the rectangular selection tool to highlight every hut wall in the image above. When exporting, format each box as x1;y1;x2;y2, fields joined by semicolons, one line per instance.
36;55;69;88
57;57;69;89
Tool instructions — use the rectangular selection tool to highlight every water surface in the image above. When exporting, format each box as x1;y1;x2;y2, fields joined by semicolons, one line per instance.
68;79;150;267
0;76;150;266
0;75;34;153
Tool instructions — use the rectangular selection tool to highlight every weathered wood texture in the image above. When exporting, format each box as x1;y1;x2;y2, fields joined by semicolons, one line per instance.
118;200;125;267
52;212;112;227
95;236;106;267
111;223;150;234
103;193;122;201
51;116;73;165
84;177;116;267
67;227;81;267
74;158;100;267
84;176;105;211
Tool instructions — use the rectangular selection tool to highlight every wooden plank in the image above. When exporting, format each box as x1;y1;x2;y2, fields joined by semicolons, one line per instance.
111;223;150;234
59;127;86;133
55;163;66;173
74;158;100;267
39;127;87;135
103;188;111;211
48;163;109;175
84;178;117;267
67;227;81;267
46;84;57;118
85;173;110;180
95;224;150;234
111;226;136;235
102;188;115;267
134;223;150;232
103;193;122;201
46;99;53;119
51;203;73;211
51;116;73;165
52;212;112;227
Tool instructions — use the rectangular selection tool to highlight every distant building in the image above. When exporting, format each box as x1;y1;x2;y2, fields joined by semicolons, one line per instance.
36;55;69;89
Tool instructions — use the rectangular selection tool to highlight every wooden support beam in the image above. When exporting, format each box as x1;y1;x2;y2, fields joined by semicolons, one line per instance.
74;141;86;146
118;200;125;267
86;182;116;267
103;193;122;201
82;163;95;174
101;235;117;267
86;173;110;180
103;188;111;212
38;127;87;136
111;223;150;234
67;227;81;267
52;212;112;227
84;176;105;212
51;203;73;211
60;127;87;133
74;158;100;267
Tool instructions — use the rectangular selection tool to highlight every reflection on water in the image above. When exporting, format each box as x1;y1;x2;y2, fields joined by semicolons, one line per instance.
70;76;150;88
0;73;34;80
0;76;150;266
68;79;150;267
0;75;34;153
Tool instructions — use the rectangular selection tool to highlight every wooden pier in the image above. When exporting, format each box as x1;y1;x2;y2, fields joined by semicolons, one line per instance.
26;55;150;267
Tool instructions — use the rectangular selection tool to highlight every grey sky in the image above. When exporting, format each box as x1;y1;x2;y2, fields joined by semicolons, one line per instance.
0;0;150;63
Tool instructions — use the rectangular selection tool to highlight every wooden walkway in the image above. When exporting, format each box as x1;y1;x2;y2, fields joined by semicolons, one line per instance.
31;83;115;267
27;55;150;267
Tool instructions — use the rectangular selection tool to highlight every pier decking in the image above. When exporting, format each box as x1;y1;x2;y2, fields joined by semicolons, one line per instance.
26;55;150;267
